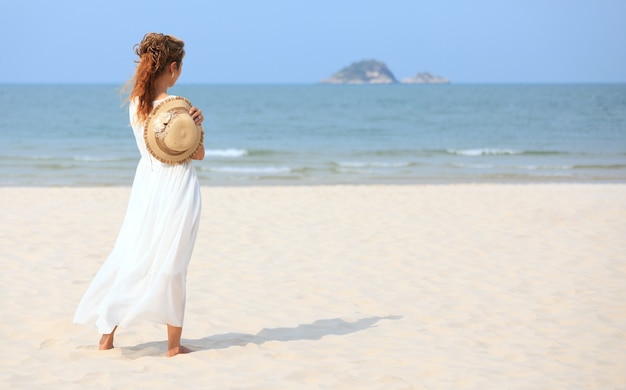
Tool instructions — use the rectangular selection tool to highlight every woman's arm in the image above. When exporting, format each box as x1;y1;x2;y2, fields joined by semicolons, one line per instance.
192;143;205;160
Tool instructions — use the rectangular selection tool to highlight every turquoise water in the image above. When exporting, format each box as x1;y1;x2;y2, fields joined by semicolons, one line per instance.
1;84;625;186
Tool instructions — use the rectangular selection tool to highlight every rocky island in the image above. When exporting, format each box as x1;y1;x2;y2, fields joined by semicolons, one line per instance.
321;60;450;85
320;60;397;84
401;72;450;84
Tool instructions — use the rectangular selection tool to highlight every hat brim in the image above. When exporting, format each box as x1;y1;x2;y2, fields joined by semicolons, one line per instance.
144;96;204;165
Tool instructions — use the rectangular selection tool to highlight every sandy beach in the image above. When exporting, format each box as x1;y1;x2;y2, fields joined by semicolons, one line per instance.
1;184;625;389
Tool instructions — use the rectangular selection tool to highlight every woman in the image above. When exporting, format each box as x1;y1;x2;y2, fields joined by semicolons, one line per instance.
74;33;205;357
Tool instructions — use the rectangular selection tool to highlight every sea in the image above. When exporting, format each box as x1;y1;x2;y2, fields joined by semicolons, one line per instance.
1;84;625;186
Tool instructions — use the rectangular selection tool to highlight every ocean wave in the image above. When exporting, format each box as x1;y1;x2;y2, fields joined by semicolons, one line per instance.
447;148;522;156
357;148;570;158
452;163;574;170
445;148;570;157
336;161;414;168
573;164;626;170
246;149;285;156
516;165;574;170
2;154;131;163
451;163;496;169
8;154;55;161
203;149;287;158
205;149;248;157
356;149;417;156
208;166;291;174
73;155;127;162
35;163;75;169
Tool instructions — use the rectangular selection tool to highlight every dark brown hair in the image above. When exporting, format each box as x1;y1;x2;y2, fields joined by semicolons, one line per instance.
127;33;185;122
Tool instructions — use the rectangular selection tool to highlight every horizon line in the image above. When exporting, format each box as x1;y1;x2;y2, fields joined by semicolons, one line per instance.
2;81;626;86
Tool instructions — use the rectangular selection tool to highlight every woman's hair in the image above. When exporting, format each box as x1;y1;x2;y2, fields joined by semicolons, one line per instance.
127;33;185;122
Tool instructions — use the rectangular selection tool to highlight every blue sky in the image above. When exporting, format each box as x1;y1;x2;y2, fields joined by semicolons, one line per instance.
3;0;625;84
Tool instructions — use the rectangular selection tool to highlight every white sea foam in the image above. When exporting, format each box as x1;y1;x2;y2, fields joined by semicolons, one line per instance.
512;164;574;170
447;148;522;156
205;149;248;157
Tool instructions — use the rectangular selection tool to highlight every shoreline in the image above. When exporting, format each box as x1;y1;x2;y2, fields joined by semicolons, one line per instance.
3;177;626;188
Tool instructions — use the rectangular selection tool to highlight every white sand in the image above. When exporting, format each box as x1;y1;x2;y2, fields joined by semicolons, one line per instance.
1;185;625;389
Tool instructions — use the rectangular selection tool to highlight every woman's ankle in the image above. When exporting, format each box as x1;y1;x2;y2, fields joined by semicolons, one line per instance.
99;326;118;350
99;334;114;350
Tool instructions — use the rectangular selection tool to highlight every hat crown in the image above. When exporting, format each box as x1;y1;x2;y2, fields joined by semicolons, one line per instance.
144;96;203;165
159;110;197;151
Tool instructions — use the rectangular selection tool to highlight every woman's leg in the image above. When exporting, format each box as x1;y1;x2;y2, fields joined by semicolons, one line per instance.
167;324;192;357
99;326;118;350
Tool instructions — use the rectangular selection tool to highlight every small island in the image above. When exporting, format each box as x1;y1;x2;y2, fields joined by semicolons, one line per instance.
321;60;450;85
401;72;450;84
320;60;397;84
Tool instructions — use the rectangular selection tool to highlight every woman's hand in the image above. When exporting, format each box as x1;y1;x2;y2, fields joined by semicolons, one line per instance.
189;106;205;160
189;107;204;125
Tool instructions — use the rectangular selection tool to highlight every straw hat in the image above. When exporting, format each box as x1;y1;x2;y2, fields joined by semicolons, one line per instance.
144;96;204;165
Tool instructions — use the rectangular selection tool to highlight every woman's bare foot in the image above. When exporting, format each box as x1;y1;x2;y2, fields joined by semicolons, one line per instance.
166;324;191;357
99;326;118;350
167;345;193;357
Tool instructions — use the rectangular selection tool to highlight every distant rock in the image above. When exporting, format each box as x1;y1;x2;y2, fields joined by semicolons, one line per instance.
321;60;398;84
401;72;450;84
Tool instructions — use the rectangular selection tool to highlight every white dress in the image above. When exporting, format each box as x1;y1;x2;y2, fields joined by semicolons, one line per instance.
74;96;202;334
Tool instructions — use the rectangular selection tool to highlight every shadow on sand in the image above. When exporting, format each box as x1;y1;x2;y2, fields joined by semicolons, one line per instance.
121;315;401;359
